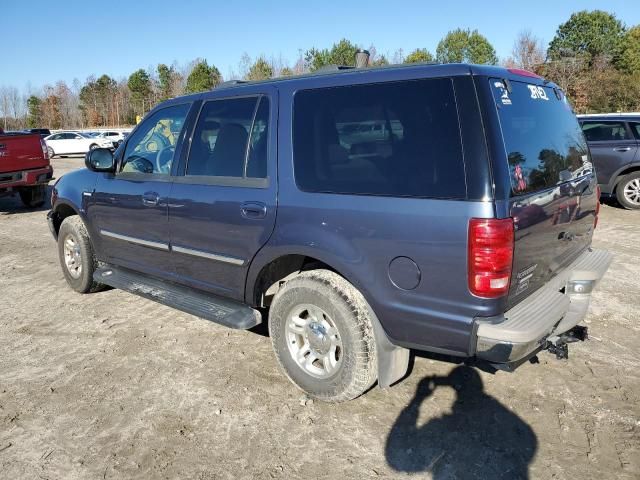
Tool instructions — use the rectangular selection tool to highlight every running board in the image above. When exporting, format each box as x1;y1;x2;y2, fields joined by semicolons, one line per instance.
94;266;261;329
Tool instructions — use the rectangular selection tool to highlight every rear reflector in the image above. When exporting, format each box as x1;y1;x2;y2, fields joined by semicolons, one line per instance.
468;218;514;298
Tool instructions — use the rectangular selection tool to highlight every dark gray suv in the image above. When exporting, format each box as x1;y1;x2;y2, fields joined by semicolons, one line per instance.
579;114;640;209
48;63;611;402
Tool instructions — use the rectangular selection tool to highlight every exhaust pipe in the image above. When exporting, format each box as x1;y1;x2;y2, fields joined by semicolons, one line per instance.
355;49;370;68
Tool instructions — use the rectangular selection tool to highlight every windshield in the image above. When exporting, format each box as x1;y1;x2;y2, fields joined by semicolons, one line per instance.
490;79;591;196
78;132;94;139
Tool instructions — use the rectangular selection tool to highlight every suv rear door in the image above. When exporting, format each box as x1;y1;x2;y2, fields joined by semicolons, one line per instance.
484;77;598;307
167;88;277;301
580;120;638;191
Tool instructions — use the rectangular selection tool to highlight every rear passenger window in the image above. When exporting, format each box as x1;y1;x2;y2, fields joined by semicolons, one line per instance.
187;96;269;179
629;123;640;139
582;122;631;141
293;78;466;199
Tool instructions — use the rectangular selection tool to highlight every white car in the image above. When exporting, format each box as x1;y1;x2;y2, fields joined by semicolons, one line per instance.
95;130;128;148
44;132;114;158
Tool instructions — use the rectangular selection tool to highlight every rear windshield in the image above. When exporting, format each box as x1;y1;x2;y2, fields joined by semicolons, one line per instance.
490;79;591;196
293;78;466;199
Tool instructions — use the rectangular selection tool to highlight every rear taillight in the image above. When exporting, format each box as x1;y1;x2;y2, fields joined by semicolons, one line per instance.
594;185;601;229
468;218;514;298
40;138;49;161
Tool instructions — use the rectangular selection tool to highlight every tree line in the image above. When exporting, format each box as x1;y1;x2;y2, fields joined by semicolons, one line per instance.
1;9;638;131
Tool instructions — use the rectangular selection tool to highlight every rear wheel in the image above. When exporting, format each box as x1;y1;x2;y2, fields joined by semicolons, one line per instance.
47;146;55;158
268;269;377;402
57;216;104;293
18;185;46;208
616;172;640;210
89;143;98;151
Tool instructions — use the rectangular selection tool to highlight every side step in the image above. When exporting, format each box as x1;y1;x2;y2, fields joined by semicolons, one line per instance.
94;266;261;329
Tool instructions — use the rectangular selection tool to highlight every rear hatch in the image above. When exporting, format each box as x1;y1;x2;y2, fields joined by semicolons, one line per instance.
0;133;49;172
488;77;598;308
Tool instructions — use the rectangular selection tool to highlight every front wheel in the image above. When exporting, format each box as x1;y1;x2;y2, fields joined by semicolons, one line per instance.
57;216;104;293
47;146;55;158
19;185;46;208
616;172;640;210
89;143;98;151
269;269;377;402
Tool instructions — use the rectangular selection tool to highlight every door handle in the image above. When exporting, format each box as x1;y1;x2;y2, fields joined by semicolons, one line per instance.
241;202;267;219
142;192;160;207
614;147;631;152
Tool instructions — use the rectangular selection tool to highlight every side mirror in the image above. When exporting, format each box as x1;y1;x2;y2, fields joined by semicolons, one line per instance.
85;148;115;172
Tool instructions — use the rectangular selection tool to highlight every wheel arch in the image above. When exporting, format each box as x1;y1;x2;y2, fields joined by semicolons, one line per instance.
246;249;410;388
51;200;81;236
610;163;640;193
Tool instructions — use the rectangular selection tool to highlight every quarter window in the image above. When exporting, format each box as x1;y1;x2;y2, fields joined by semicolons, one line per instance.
293;78;466;198
581;121;631;142
186;96;269;179
121;103;190;175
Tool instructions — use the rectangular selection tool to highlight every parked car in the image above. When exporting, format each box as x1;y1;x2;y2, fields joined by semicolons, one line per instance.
44;131;114;157
22;128;52;138
578;114;640;209
47;63;611;402
95;130;128;148
0;128;53;207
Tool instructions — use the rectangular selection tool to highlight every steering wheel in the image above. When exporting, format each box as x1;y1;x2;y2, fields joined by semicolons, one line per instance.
155;145;175;174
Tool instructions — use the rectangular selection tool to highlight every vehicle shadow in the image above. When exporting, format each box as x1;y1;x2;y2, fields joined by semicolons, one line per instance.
385;365;537;479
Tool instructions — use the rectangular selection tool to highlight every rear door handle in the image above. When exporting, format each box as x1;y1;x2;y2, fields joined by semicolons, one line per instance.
241;202;267;219
142;192;160;207
614;147;631;152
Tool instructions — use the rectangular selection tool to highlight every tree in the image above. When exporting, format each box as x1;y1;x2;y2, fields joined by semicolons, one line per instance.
305;39;359;71
157;64;174;101
185;60;222;93
404;48;434;64
246;57;273;81
26;95;41;128
279;67;294;77
436;29;497;64
504;30;545;72
547;10;625;63
128;69;152;115
617;25;640;74
586;68;640;113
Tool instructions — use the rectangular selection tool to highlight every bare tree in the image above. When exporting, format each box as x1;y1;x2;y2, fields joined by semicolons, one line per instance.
504;30;546;72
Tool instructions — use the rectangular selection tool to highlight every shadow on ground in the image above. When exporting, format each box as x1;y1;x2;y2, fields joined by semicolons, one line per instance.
386;365;537;479
0;185;53;215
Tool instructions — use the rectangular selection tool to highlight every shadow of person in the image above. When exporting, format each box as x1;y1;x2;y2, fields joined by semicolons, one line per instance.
385;366;537;479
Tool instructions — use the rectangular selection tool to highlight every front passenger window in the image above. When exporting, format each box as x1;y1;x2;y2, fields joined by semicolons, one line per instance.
121;103;190;175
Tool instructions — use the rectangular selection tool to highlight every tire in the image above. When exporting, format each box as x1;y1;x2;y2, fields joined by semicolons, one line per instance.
89;144;98;151
616;172;640;210
57;216;104;293
268;269;377;402
47;146;55;159
18;185;46;208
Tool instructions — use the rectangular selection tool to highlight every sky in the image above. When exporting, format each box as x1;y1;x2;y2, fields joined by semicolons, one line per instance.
3;0;640;92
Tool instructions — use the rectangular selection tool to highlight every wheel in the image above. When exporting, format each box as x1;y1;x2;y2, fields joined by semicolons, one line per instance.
57;216;104;293
89;143;98;151
47;146;55;158
18;185;46;208
616;172;640;210
268;269;377;402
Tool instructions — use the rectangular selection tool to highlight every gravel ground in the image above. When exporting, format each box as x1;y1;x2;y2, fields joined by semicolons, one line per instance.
0;156;638;480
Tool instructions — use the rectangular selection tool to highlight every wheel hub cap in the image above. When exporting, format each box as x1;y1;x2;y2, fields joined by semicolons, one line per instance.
285;304;343;379
63;235;82;279
623;178;640;205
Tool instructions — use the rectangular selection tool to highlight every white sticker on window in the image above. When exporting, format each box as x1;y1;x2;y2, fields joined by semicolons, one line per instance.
527;85;549;101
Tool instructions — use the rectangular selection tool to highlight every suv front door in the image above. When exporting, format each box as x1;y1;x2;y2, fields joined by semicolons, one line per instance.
581;120;639;191
168;91;277;301
86;102;192;279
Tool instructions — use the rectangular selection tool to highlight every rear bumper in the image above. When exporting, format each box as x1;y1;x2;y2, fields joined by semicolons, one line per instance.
0;165;53;190
473;248;612;365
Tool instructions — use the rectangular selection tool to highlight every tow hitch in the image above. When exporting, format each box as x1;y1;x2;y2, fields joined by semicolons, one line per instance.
545;325;588;359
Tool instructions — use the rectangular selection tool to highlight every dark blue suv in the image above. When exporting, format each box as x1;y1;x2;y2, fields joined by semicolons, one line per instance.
48;63;611;402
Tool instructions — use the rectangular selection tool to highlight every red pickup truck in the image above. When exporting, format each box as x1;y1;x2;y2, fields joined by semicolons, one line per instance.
0;128;53;207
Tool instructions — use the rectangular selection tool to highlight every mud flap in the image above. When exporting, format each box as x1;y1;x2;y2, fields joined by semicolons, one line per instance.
365;305;410;388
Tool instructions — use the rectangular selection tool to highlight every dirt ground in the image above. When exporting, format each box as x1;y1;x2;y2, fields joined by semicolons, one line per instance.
1;156;638;480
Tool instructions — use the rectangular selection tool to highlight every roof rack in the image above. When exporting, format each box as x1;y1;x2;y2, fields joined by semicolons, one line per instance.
216;80;247;89
316;64;356;73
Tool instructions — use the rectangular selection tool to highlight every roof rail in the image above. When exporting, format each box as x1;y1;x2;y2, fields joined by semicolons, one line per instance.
316;64;356;73
216;80;247;89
